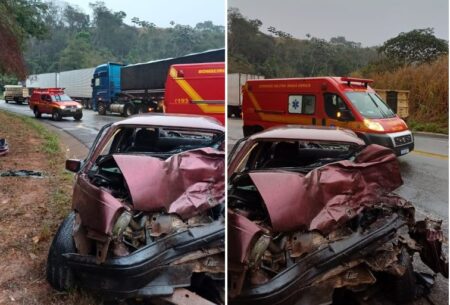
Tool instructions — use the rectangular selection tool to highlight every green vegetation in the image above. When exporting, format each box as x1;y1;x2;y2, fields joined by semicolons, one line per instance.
364;56;449;134
0;0;48;78
25;1;224;74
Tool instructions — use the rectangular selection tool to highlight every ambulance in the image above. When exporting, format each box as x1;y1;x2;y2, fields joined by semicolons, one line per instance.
242;77;414;155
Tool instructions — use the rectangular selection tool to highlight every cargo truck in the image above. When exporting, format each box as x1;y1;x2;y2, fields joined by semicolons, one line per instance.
92;49;225;117
4;85;33;104
26;68;95;109
227;73;264;117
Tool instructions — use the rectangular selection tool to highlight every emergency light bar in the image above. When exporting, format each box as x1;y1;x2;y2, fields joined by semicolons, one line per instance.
32;88;65;94
341;77;373;87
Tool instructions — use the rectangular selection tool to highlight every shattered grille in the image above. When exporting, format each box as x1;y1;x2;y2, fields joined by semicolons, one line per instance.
394;135;412;146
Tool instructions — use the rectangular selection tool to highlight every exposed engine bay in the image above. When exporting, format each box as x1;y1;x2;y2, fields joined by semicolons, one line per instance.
69;126;225;303
228;144;448;305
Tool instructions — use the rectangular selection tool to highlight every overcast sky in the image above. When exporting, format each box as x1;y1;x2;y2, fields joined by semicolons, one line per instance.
59;0;225;27
229;0;449;46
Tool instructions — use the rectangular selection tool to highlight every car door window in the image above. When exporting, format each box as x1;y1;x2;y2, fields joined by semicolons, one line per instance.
324;93;348;119
288;95;315;114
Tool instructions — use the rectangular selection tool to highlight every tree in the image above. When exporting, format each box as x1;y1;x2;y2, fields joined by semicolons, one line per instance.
0;0;47;78
379;28;448;65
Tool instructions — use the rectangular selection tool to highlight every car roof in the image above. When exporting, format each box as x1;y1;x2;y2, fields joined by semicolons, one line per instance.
248;125;365;145
112;113;224;132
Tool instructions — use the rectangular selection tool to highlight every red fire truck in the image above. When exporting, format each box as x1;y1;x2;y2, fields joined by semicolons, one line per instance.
164;62;225;125
29;88;83;121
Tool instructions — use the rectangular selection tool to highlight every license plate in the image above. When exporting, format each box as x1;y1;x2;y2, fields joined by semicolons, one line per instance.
400;148;409;155
70;108;76;112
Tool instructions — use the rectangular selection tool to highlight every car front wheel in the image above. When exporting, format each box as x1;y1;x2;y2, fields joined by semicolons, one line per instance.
46;212;76;291
52;110;62;121
73;112;83;121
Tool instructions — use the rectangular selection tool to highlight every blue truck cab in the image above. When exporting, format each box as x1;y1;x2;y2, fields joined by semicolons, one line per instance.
91;63;123;112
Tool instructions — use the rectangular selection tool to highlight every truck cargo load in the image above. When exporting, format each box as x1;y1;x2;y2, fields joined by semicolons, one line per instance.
121;49;225;92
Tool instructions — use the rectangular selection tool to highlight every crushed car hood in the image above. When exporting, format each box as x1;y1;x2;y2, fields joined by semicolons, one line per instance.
113;147;225;219
249;144;403;233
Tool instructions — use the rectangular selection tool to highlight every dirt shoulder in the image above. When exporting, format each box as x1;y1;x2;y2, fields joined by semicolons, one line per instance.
0;110;94;304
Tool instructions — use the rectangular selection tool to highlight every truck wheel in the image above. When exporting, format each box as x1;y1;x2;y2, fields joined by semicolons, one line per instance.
123;103;135;117
34;107;41;119
73;113;83;121
98;102;106;115
5;99;8;104
52;110;62;121
46;212;76;291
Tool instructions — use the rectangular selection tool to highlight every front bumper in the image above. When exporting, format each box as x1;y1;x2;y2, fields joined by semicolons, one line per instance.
230;215;405;305
363;130;414;156
61;109;82;117
64;220;224;300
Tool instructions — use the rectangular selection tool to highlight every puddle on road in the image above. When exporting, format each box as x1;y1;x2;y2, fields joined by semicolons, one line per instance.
0;170;45;178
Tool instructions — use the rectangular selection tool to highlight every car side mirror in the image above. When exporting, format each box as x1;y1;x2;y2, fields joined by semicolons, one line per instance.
66;159;81;172
337;109;354;121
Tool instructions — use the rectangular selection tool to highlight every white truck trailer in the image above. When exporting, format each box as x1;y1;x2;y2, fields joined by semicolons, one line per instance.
26;72;58;88
26;68;95;109
227;73;264;117
59;68;95;109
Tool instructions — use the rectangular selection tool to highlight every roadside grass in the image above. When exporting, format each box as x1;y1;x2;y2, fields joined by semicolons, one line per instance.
0;110;99;304
2;111;71;220
408;119;448;135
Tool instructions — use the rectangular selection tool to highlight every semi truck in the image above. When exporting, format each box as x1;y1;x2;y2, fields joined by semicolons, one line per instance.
92;49;225;117
227;73;264;118
26;68;95;109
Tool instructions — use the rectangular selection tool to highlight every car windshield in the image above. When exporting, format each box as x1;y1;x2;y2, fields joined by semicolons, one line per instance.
233;140;358;175
346;92;396;119
51;94;72;102
98;126;224;160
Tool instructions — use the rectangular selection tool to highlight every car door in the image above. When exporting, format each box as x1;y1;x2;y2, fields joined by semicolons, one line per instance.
321;92;354;128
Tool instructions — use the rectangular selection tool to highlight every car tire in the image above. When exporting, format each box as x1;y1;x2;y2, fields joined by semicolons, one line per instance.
98;102;106;115
123;103;135;117
52;110;62;121
46;212;76;291
73;112;83;121
34;107;41;119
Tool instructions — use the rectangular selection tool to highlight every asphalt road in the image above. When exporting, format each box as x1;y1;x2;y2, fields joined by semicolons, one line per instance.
0;102;122;149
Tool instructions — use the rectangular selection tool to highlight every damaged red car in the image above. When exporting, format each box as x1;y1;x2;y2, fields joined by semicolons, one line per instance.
228;126;447;305
47;114;225;304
